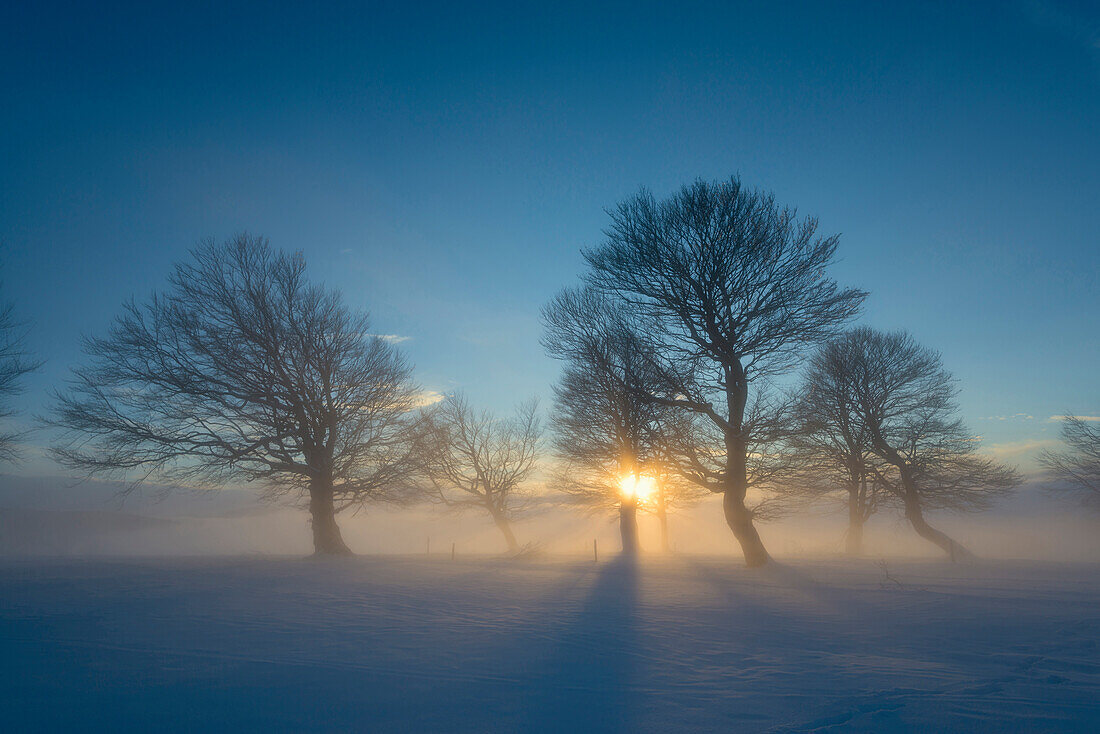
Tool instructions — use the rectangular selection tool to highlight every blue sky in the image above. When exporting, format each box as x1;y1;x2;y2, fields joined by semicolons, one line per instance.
1;0;1097;476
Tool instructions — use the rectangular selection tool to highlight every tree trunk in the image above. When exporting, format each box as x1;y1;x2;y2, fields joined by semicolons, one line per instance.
846;515;864;556
722;372;770;567
491;510;520;554
723;489;770;567
309;479;353;556
846;484;864;556
871;431;973;562
903;493;973;562
619;498;639;555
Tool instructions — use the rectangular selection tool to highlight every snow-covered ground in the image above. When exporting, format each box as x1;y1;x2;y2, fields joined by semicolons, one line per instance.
1;555;1098;732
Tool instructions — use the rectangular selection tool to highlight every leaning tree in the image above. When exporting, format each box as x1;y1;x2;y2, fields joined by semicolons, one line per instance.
49;234;421;555
582;177;866;566
832;327;1020;560
418;393;541;553
1039;416;1100;508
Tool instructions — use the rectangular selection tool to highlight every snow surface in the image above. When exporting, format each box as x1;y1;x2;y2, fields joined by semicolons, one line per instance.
2;555;1098;732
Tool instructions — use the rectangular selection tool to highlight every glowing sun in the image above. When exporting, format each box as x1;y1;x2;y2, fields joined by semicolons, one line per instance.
619;473;656;502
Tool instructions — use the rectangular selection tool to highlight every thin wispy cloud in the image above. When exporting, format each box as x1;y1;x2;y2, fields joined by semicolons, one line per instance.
411;390;445;408
984;438;1060;460
368;334;412;344
1049;415;1100;422
979;413;1034;421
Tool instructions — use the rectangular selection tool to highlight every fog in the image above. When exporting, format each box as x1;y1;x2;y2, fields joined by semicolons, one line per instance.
3;475;1095;562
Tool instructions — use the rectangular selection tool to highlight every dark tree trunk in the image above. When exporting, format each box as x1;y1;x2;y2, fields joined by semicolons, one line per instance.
619;498;639;554
872;433;973;562
723;489;770;567
723;373;770;567
846;483;864;556
309;479;353;556
491;509;520;554
903;494;972;562
726;415;770;567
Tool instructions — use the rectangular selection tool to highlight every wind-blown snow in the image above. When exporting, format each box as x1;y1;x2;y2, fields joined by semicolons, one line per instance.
2;556;1098;732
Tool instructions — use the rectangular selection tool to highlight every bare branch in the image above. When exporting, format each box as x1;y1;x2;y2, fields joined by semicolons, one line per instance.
1040;416;1100;508
47;234;420;554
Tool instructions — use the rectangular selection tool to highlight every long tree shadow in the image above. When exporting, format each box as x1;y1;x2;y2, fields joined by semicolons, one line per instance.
521;553;641;733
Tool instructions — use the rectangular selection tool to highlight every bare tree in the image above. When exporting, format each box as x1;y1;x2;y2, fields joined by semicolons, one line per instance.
828;327;1019;560
48;234;421;555
418;394;541;553
582;177;866;566
0;298;41;461
1040;416;1100;508
542;288;706;553
543;288;662;553
788;343;887;554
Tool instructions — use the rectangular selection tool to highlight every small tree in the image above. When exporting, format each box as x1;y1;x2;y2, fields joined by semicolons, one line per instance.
49;235;421;555
1040;416;1100;508
418;394;540;553
789;342;887;554
0;296;41;461
833;327;1020;560
583;177;866;566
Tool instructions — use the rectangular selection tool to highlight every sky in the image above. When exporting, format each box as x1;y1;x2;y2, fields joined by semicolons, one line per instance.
0;0;1097;478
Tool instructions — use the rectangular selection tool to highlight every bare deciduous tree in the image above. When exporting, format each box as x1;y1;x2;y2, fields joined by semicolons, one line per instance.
0;298;41;462
582;177;866;566
543;288;664;553
418;394;540;553
1040;416;1100;508
48;234;420;555
543;288;706;553
788;343;887;554
828;327;1019;560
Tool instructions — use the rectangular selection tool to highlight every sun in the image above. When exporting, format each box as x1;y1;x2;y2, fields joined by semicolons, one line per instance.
619;473;656;502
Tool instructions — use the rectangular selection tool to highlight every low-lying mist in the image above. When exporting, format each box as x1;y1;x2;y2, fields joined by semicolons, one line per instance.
1;475;1096;562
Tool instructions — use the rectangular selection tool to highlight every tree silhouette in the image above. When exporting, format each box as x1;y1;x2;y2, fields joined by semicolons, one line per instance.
825;327;1019;560
1040;416;1100;508
788;341;887;554
0;295;41;462
542;288;705;553
582;177;866;566
49;234;421;554
418;394;540;553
